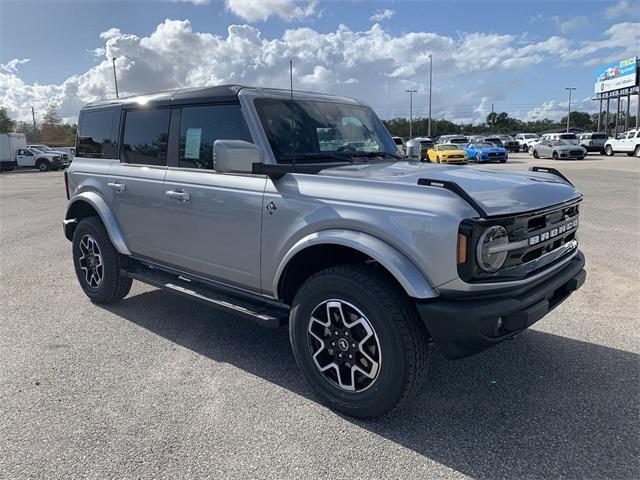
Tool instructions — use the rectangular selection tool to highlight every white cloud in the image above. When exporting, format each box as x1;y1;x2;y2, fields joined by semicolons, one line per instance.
572;21;640;65
605;0;640;19
369;9;395;22
551;15;590;34
526;96;596;121
0;58;31;73
225;0;318;22
0;19;633;124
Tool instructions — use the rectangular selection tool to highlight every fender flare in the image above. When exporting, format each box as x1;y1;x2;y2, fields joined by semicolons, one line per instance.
273;229;437;299
64;191;131;255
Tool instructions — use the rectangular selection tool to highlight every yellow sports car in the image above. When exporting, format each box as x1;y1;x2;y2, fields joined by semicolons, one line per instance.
426;144;468;163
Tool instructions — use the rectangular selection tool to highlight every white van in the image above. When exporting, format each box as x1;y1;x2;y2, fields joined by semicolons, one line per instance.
0;133;27;171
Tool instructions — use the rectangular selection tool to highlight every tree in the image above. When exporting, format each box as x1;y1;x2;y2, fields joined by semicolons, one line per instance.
560;111;592;130
15;121;40;143
0;107;16;133
40;104;67;145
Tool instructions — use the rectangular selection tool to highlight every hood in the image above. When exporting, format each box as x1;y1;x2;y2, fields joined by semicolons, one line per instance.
319;161;581;217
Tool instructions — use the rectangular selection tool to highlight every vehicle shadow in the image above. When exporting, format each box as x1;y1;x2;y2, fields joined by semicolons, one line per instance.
102;290;639;479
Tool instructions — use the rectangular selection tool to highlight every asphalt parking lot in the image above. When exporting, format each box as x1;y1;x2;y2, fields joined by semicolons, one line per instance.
0;152;638;479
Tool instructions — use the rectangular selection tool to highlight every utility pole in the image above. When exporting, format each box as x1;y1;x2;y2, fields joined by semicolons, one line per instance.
490;103;494;133
112;57;119;98
565;87;576;133
31;107;36;130
406;89;417;139
428;54;433;138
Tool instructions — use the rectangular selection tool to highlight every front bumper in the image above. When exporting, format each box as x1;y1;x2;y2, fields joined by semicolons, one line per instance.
416;250;586;360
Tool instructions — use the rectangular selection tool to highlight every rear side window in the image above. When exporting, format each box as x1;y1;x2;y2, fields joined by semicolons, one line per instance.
77;109;117;159
178;104;251;169
121;109;171;166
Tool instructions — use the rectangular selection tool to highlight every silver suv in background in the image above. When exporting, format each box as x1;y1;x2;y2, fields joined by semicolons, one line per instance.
577;133;607;154
63;85;586;418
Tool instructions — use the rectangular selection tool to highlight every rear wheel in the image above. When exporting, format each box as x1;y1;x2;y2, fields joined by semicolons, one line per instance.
72;217;132;304
635;145;640;158
605;145;614;156
289;265;429;418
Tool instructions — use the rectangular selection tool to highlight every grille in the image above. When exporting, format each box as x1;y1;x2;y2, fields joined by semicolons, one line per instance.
569;150;583;156
488;152;503;156
448;155;464;159
459;200;581;282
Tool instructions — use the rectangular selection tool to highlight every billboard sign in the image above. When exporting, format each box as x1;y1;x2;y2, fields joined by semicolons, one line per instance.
594;57;638;93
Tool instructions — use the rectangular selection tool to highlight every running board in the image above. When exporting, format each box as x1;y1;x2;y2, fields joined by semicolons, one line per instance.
123;265;289;328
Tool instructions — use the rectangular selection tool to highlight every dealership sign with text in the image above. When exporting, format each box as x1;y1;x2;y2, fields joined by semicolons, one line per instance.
594;57;638;93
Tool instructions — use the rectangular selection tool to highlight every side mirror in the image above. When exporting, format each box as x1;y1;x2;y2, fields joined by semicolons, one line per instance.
213;140;263;174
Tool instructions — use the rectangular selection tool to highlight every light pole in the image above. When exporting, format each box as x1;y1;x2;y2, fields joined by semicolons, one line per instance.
565;87;575;133
406;89;417;139
112;57;119;98
428;54;433;138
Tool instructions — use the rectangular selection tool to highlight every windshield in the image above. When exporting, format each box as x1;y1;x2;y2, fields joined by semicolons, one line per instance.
450;138;467;143
592;133;607;139
254;98;397;163
437;144;460;151
475;142;495;148
499;135;513;140
29;146;44;152
558;134;577;140
552;140;571;146
524;134;538;139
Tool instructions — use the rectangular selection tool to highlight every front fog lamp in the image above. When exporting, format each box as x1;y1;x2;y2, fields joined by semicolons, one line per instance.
476;225;509;273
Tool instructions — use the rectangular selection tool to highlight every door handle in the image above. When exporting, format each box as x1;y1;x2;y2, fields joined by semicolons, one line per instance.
165;190;191;202
107;181;126;193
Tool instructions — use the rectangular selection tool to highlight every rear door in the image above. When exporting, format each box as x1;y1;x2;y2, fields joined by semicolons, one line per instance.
108;107;170;259
161;103;266;292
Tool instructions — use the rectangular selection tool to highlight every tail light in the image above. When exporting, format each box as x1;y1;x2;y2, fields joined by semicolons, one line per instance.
64;170;70;200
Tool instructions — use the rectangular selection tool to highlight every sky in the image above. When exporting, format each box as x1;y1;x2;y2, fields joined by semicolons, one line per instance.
1;0;639;125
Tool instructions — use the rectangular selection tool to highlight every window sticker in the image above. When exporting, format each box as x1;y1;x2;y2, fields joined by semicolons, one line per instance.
184;128;202;159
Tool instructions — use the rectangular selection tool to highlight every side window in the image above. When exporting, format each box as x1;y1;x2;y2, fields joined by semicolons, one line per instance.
121;109;171;166
178;104;251;170
77;109;117;159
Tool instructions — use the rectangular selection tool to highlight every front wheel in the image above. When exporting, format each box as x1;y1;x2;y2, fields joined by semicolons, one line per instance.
605;145;614;156
289;265;429;418
72;217;132;304
635;145;640;158
552;151;559;160
533;150;540;159
36;160;50;172
475;153;482;162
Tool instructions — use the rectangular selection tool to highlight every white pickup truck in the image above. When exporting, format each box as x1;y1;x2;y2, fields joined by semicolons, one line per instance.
0;133;66;171
604;129;640;157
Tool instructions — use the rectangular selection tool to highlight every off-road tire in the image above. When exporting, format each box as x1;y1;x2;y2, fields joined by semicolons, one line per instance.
36;159;50;172
72;217;132;304
289;264;429;418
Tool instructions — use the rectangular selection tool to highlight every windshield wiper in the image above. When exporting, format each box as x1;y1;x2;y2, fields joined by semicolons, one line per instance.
349;151;402;160
279;152;355;163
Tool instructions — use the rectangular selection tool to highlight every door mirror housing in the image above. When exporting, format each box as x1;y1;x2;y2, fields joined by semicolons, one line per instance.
213;140;263;174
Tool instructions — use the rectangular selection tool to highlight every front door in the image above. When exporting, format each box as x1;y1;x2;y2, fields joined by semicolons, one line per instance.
161;103;266;292
108;107;171;259
16;149;34;167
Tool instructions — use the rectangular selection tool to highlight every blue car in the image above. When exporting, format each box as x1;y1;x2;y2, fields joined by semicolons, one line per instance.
464;141;508;163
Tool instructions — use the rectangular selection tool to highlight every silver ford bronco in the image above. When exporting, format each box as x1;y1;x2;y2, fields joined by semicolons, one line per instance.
64;85;586;418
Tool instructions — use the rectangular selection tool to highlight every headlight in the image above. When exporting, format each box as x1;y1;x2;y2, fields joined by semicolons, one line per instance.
476;225;509;272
